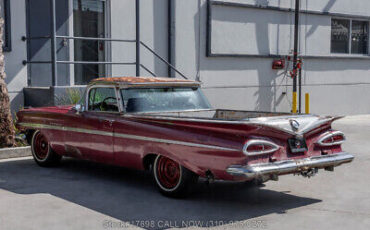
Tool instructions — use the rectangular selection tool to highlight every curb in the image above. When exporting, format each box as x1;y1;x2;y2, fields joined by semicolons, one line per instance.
0;146;32;160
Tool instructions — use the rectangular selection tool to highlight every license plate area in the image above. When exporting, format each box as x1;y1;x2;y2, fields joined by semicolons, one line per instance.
288;137;308;153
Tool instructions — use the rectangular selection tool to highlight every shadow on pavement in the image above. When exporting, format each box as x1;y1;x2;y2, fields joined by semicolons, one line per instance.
0;158;321;229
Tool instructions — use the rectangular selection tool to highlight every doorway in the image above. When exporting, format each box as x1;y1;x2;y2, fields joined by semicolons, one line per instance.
73;0;109;85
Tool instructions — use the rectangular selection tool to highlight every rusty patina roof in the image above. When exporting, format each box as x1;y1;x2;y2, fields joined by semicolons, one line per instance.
90;76;200;87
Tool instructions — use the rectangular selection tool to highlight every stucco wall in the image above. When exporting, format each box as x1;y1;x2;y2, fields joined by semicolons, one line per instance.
4;0;27;113
111;0;136;77
27;0;70;87
173;0;370;115
111;0;169;78
233;0;370;17
4;0;370;115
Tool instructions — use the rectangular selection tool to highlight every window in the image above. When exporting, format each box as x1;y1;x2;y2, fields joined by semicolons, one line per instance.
120;88;211;113
88;87;118;112
331;19;349;53
0;0;11;51
73;0;107;85
351;21;368;54
331;18;369;54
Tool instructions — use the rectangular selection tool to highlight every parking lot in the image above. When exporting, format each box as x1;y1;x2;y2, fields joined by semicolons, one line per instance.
0;116;369;230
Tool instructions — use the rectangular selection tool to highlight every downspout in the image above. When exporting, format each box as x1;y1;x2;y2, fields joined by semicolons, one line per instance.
168;0;175;77
196;0;201;82
136;0;140;76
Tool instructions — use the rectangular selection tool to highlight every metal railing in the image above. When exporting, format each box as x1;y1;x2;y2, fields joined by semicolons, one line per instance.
140;41;188;79
23;0;188;87
23;36;189;85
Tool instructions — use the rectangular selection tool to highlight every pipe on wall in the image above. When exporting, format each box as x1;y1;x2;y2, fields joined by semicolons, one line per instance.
135;0;140;76
168;0;175;77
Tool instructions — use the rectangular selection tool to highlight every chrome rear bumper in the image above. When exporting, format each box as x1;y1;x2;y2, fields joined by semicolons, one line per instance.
226;152;354;179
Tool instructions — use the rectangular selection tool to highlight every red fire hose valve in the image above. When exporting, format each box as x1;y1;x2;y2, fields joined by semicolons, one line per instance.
272;59;285;70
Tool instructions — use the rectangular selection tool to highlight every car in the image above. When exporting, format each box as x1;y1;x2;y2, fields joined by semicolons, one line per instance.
16;76;354;197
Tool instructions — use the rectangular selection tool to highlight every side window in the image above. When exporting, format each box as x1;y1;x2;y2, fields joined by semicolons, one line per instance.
88;87;119;112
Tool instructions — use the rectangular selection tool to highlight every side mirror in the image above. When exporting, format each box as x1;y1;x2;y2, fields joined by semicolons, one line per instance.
74;104;83;114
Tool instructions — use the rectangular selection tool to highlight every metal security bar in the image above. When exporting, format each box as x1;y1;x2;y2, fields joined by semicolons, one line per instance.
56;35;136;43
140;41;188;80
23;0;189;87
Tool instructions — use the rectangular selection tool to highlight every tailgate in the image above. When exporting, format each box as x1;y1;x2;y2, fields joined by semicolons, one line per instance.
248;114;342;136
243;114;344;163
226;114;353;180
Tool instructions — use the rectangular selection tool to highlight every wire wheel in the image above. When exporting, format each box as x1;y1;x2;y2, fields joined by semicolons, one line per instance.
33;131;49;160
155;156;181;190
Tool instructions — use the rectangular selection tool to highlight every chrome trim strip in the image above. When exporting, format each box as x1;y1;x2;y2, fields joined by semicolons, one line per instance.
243;139;279;156
113;132;237;151
226;152;354;179
125;108;214;115
317;131;346;146
18;122;239;152
19;123;114;137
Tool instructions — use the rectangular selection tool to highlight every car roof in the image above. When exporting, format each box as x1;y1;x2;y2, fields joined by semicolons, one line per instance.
89;76;200;87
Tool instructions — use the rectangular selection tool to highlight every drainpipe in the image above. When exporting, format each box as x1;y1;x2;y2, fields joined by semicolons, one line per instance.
168;0;175;78
195;0;201;82
136;0;140;76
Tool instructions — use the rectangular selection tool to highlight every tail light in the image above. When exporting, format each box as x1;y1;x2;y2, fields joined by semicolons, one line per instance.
316;131;345;146
243;140;279;156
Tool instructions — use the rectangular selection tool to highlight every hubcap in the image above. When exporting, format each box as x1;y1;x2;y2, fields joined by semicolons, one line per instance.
33;132;49;160
156;156;181;189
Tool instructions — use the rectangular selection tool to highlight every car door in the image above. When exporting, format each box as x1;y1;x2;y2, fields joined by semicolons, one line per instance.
63;86;120;163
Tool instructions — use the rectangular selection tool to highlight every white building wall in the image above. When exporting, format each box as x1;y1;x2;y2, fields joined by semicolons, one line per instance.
173;0;370;115
140;0;168;77
110;0;168;78
4;0;27;112
111;0;136;77
4;0;370;115
228;0;370;17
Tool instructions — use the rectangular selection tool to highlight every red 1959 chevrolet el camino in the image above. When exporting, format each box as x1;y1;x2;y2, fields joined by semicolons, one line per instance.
16;77;354;197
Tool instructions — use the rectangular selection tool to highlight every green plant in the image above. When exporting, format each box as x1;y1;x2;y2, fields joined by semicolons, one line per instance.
55;88;82;105
13;107;27;147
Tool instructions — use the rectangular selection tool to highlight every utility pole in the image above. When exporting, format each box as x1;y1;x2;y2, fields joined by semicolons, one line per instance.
292;0;300;113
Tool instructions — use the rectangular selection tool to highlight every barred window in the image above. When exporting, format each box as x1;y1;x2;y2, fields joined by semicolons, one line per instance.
331;18;369;55
351;21;368;54
331;19;350;53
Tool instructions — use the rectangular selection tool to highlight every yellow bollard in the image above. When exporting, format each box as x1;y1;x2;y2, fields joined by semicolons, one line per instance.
292;92;297;113
305;93;310;114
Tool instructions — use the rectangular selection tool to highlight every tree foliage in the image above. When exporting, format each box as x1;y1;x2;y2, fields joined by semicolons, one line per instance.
0;17;15;147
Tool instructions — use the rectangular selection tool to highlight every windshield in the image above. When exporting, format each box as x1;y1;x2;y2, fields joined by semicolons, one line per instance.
120;87;211;113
